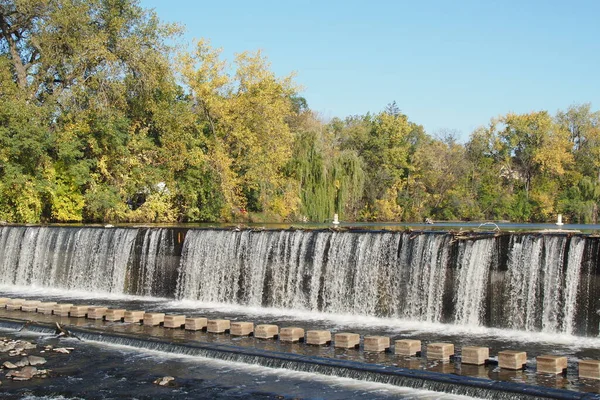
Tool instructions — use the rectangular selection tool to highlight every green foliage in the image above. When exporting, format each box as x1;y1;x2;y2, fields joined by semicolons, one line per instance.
0;1;599;224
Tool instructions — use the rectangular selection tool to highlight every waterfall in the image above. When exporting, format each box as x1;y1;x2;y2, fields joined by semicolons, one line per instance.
0;225;598;336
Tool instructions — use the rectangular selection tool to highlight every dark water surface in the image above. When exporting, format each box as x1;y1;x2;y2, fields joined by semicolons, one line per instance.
0;328;477;400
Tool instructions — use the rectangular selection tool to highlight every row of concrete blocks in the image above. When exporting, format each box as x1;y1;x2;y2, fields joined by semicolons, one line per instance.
2;297;599;380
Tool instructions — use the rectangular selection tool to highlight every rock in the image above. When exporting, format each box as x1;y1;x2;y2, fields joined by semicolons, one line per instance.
2;361;17;369
14;341;36;351
14;358;29;368
153;376;175;386
53;347;70;354
0;342;16;352
27;356;46;366
7;366;37;381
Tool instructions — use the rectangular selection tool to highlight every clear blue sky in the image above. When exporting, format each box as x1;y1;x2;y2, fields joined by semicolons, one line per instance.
141;0;600;141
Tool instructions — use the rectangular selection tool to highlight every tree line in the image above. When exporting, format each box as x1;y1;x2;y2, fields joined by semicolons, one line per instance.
1;0;599;224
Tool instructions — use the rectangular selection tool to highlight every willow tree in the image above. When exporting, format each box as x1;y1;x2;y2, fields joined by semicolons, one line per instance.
179;39;302;221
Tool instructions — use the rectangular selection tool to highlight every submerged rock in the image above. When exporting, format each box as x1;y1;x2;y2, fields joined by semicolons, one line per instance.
53;348;70;354
28;355;47;366
7;366;37;381
2;361;17;369
153;376;175;386
14;357;29;368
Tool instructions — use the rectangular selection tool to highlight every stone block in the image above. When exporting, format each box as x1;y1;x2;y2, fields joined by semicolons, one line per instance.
53;304;74;316
0;297;10;307
579;360;600;380
105;309;126;322
185;317;208;331
230;321;254;336
536;355;567;374
461;346;489;365
334;332;360;349
124;310;145;323
6;298;25;311
143;313;165;326
21;300;42;312
87;307;108;320
427;343;455;361
36;302;57;315
207;319;230;333
395;339;422;356
280;327;305;342
498;350;527;370
255;324;279;339
163;315;186;329
69;305;90;318
306;330;331;345
364;336;390;353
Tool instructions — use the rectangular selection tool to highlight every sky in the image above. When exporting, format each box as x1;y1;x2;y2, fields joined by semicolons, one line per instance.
140;0;600;141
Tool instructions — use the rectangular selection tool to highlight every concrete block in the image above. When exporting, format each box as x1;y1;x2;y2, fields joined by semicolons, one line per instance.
255;324;279;339
499;350;527;370
395;339;421;356
306;330;331;345
36;302;57;314
579;360;600;380
427;343;455;361
280;327;305;342
143;313;165;326
6;298;25;311
105;309;126;322
537;355;567;374
207;319;230;333
364;336;390;353
124;310;145;323
334;332;360;349
164;315;186;329
21;300;42;312
53;304;74;316
231;321;254;336
87;307;108;320
0;298;10;307
185;317;208;331
461;346;489;365
69;305;90;318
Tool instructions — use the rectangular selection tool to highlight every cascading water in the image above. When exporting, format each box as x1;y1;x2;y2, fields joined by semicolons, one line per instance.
0;225;598;336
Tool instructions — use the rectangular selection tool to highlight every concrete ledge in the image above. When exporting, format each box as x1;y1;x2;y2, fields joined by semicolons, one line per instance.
207;319;230;333
6;299;25;311
36;302;57;315
124;310;145;323
143;313;165;326
53;304;74;317
499;350;527;370
185;317;207;331
164;315;186;329
87;307;108;320
1;317;592;400
462;347;489;366
69;305;90;318
255;324;278;339
364;336;390;353
334;332;360;349
579;360;600;380
21;300;42;312
428;343;455;361
230;321;254;336
280;327;304;342
306;330;331;346
537;355;567;374
105;309;126;322
395;339;421;356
